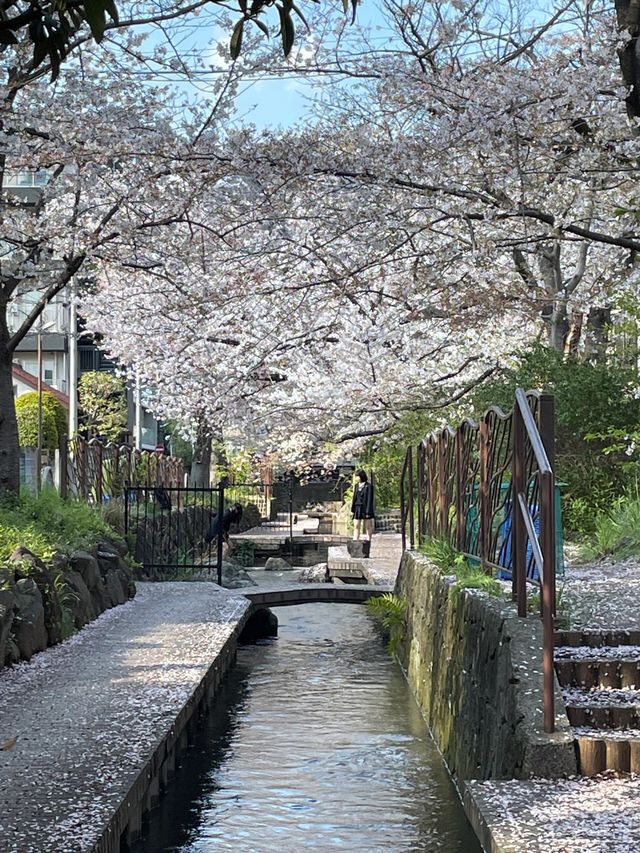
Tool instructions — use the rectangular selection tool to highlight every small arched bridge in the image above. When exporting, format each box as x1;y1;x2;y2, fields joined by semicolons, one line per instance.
242;583;392;609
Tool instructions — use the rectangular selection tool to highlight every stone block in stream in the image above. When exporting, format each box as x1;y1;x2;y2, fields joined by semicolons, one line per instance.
239;607;278;643
264;557;293;571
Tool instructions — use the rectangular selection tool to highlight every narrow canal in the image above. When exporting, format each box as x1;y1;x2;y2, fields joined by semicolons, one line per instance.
134;603;481;852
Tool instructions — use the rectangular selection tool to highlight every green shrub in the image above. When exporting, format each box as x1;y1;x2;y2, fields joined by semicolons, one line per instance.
15;391;66;450
0;490;118;565
419;537;503;598
419;537;466;573
78;371;127;443
366;593;407;655
580;493;640;560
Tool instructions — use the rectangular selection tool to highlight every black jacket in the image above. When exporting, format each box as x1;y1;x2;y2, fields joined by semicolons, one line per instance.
205;506;242;543
351;482;375;517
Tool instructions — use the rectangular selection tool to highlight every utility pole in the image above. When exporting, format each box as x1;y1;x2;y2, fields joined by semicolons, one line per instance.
36;318;43;494
134;374;142;450
68;282;78;438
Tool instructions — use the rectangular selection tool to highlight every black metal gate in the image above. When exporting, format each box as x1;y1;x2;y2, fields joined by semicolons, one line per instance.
124;485;224;581
123;480;296;582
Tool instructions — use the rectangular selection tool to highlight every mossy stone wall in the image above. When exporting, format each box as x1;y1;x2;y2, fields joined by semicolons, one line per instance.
395;551;576;780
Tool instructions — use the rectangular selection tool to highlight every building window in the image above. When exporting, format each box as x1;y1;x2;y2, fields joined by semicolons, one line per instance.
44;369;54;383
3;170;50;187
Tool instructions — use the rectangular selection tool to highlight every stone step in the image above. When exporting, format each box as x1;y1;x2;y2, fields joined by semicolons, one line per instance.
563;686;640;729
555;645;640;660
555;657;640;689
574;730;640;775
555;629;640;648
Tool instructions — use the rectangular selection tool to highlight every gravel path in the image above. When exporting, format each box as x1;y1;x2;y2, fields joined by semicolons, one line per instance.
0;582;250;853
562;554;640;631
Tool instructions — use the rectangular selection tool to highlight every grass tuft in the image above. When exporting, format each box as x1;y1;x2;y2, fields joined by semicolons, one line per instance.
0;490;118;566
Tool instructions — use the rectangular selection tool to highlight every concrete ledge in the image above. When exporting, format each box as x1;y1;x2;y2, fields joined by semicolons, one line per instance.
327;545;368;574
462;777;640;853
395;551;576;780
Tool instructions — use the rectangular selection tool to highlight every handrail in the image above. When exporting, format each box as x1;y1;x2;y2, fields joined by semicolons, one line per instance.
516;492;545;582
515;388;552;474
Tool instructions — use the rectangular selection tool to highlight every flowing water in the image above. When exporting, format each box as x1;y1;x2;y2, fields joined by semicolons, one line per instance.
134;603;481;853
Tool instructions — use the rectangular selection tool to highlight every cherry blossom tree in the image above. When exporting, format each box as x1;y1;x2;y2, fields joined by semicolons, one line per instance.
81;1;640;468
0;44;240;495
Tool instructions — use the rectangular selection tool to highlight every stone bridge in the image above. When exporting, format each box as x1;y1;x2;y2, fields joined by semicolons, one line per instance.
242;583;391;609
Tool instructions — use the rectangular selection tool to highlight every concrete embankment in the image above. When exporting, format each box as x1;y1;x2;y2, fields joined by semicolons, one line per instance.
0;582;251;853
395;551;576;781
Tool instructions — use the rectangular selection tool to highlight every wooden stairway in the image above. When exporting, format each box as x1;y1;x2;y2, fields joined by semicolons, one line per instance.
555;630;640;775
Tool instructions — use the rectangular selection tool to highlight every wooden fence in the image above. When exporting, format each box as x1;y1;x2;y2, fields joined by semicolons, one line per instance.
62;435;185;503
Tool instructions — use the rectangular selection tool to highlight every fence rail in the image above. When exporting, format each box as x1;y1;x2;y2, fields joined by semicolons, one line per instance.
62;435;185;503
400;388;557;733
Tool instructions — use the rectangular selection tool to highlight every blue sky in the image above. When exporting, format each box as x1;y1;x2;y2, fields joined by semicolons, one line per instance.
228;0;389;129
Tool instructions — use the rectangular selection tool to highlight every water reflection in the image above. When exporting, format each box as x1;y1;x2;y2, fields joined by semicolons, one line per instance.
134;604;481;852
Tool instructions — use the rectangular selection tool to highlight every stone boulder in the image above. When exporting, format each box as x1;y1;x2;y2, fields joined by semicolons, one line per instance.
298;563;329;583
222;562;257;589
100;537;128;558
96;547;133;607
0;589;16;667
104;569;129;606
10;545;47;575
62;570;97;629
188;561;257;589
347;540;369;559
13;578;48;660
70;550;110;613
11;547;64;646
264;557;293;572
4;637;20;666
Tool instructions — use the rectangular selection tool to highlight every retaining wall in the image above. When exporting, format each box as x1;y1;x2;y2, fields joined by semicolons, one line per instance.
95;607;250;852
395;551;576;780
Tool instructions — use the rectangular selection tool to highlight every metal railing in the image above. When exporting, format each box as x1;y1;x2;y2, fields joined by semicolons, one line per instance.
399;389;557;732
62;435;185;502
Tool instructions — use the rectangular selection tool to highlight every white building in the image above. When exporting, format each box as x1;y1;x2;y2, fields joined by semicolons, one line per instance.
5;172;161;450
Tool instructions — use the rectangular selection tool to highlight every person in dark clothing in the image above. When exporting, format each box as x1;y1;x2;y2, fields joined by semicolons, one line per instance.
205;503;243;554
351;470;375;548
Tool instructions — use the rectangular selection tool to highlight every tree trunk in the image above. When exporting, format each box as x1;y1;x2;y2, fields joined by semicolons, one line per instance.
615;0;640;120
190;421;212;487
564;310;584;358
542;298;569;353
211;432;229;483
584;307;611;362
0;327;20;497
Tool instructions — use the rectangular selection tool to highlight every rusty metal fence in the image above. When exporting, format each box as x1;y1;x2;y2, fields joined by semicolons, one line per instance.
400;389;557;732
62;435;185;503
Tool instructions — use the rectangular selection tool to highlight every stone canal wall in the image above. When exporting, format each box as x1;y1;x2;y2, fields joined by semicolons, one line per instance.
395;551;576;780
